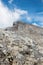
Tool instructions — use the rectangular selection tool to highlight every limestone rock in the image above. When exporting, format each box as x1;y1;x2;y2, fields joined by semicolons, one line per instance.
0;22;43;65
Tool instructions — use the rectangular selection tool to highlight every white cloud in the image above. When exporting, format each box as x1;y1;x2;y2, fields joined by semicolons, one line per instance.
34;16;43;22
26;16;32;22
32;15;43;27
32;23;39;26
0;0;43;28
0;1;28;28
37;12;43;15
8;0;13;4
14;8;28;15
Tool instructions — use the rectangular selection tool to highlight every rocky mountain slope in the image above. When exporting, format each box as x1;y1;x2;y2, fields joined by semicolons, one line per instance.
0;21;43;65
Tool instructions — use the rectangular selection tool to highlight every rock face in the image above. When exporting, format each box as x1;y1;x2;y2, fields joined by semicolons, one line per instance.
0;21;43;65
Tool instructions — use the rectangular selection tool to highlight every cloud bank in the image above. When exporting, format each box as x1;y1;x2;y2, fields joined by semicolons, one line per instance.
0;0;43;28
0;1;30;28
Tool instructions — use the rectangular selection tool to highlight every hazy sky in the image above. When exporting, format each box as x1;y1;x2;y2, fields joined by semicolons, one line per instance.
0;0;43;28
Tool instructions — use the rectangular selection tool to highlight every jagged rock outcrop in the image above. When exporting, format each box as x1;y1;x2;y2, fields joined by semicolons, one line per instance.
0;21;43;65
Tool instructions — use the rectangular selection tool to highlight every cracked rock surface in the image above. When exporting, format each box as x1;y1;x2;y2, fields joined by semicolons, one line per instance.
0;22;43;65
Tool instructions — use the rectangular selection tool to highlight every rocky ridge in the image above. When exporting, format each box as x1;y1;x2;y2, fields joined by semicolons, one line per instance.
0;21;43;65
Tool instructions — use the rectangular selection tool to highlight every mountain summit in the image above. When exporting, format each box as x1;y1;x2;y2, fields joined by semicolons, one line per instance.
0;21;43;65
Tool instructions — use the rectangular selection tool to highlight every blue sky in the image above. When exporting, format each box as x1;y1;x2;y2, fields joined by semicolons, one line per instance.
0;0;43;28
